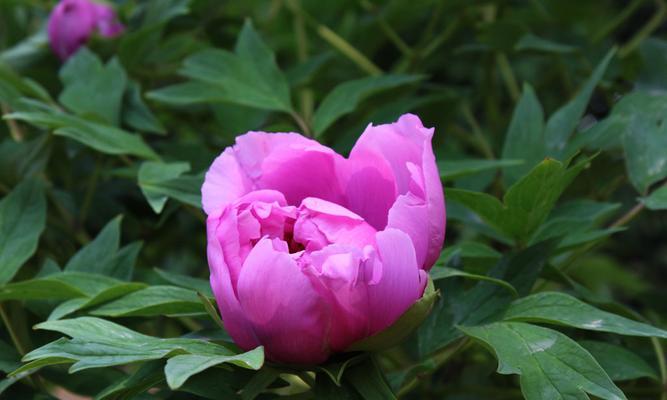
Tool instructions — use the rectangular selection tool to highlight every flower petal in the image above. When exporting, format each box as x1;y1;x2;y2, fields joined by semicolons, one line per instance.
366;228;427;334
237;238;331;364
48;0;98;60
349;114;445;269
207;208;259;351
294;197;376;251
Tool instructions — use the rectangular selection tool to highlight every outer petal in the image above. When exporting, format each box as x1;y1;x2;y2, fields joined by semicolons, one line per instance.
294;197;376;251
366;228;427;334
92;2;124;37
48;0;97;60
349;114;445;269
237;238;331;364
302;245;371;351
202;132;346;214
207;208;259;351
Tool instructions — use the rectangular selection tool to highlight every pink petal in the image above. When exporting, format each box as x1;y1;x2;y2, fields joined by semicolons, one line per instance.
349;114;445;269
237;238;331;364
366;228;427;334
202;132;347;215
48;0;98;60
293;197;376;251
207;208;259;351
303;245;371;350
92;3;125;37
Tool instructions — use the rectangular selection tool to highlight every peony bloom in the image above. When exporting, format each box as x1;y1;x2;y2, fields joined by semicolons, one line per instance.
202;114;445;364
47;0;124;61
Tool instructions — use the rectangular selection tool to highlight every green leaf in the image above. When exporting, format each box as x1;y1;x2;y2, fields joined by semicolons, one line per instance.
642;186;667;210
65;216;121;275
430;266;518;297
197;292;224;329
123;80;166;135
90;285;204;317
96;360;165;400
417;241;555;356
155;268;213;297
346;278;437;352
164;347;264;389
146;81;227;105
580;340;658;382
0;339;21;373
501;83;545;185
0;272;129;301
514;34;577;53
153;20;292;112
437;241;501;265
448;158;589;243
439;158;523;182
345;357;397;400
138;161;201;213
239;367;280;400
503;291;667;338
312;74;423;135
623;112;667;194
59;49;127;125
14;317;234;375
5;109;159;160
0;136;51;185
544;48;615;158
461;322;626;400
0;179;46;284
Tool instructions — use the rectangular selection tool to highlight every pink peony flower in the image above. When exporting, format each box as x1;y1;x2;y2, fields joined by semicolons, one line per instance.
47;0;124;61
202;114;446;364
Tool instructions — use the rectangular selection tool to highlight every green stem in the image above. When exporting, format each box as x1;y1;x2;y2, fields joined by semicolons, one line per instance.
593;0;645;43
286;0;382;76
462;104;495;159
650;336;667;400
619;0;666;57
0;303;28;356
79;156;102;224
292;2;315;127
290;111;313;137
1;103;24;142
496;52;520;102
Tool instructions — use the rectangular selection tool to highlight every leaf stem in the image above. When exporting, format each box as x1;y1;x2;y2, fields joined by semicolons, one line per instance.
592;0;645;42
462;104;495;159
290;111;313;137
0;303;28;356
1;103;25;142
496;53;520;102
618;0;666;57
79;156;103;224
285;0;382;76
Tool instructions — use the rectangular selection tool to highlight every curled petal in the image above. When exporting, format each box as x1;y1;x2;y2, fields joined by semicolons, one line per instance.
349;114;445;269
367;228;427;334
237;238;331;364
207;208;259;350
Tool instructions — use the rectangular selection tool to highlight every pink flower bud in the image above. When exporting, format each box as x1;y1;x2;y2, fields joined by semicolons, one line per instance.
202;114;446;364
47;0;124;61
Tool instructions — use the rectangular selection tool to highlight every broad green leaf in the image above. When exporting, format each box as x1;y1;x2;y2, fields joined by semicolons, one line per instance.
14;317;234;375
47;281;146;321
461;322;626;400
138;161;201;213
642;186;667;210
430;266;518;297
448;158;589;243
345;357;397;400
155;268;213;297
164;347;264;389
347;278;437;352
437;241;501;265
96;360;165;400
580;340;658;381
91;285;204;317
439;158;523;182
544;48;615;158
313;74;423;135
59;49;127;125
501;83;545;185
123;80;165;135
503;292;667;338
146;81;227;105
0;272;126;301
5;109;159;159
65;216;121;274
623;113;667;194
417;241;555;356
0;179;46;284
0;136;51;186
154;20;292;112
514;34;577;53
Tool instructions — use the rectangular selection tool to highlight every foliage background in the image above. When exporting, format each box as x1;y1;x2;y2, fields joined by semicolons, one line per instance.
1;0;667;399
